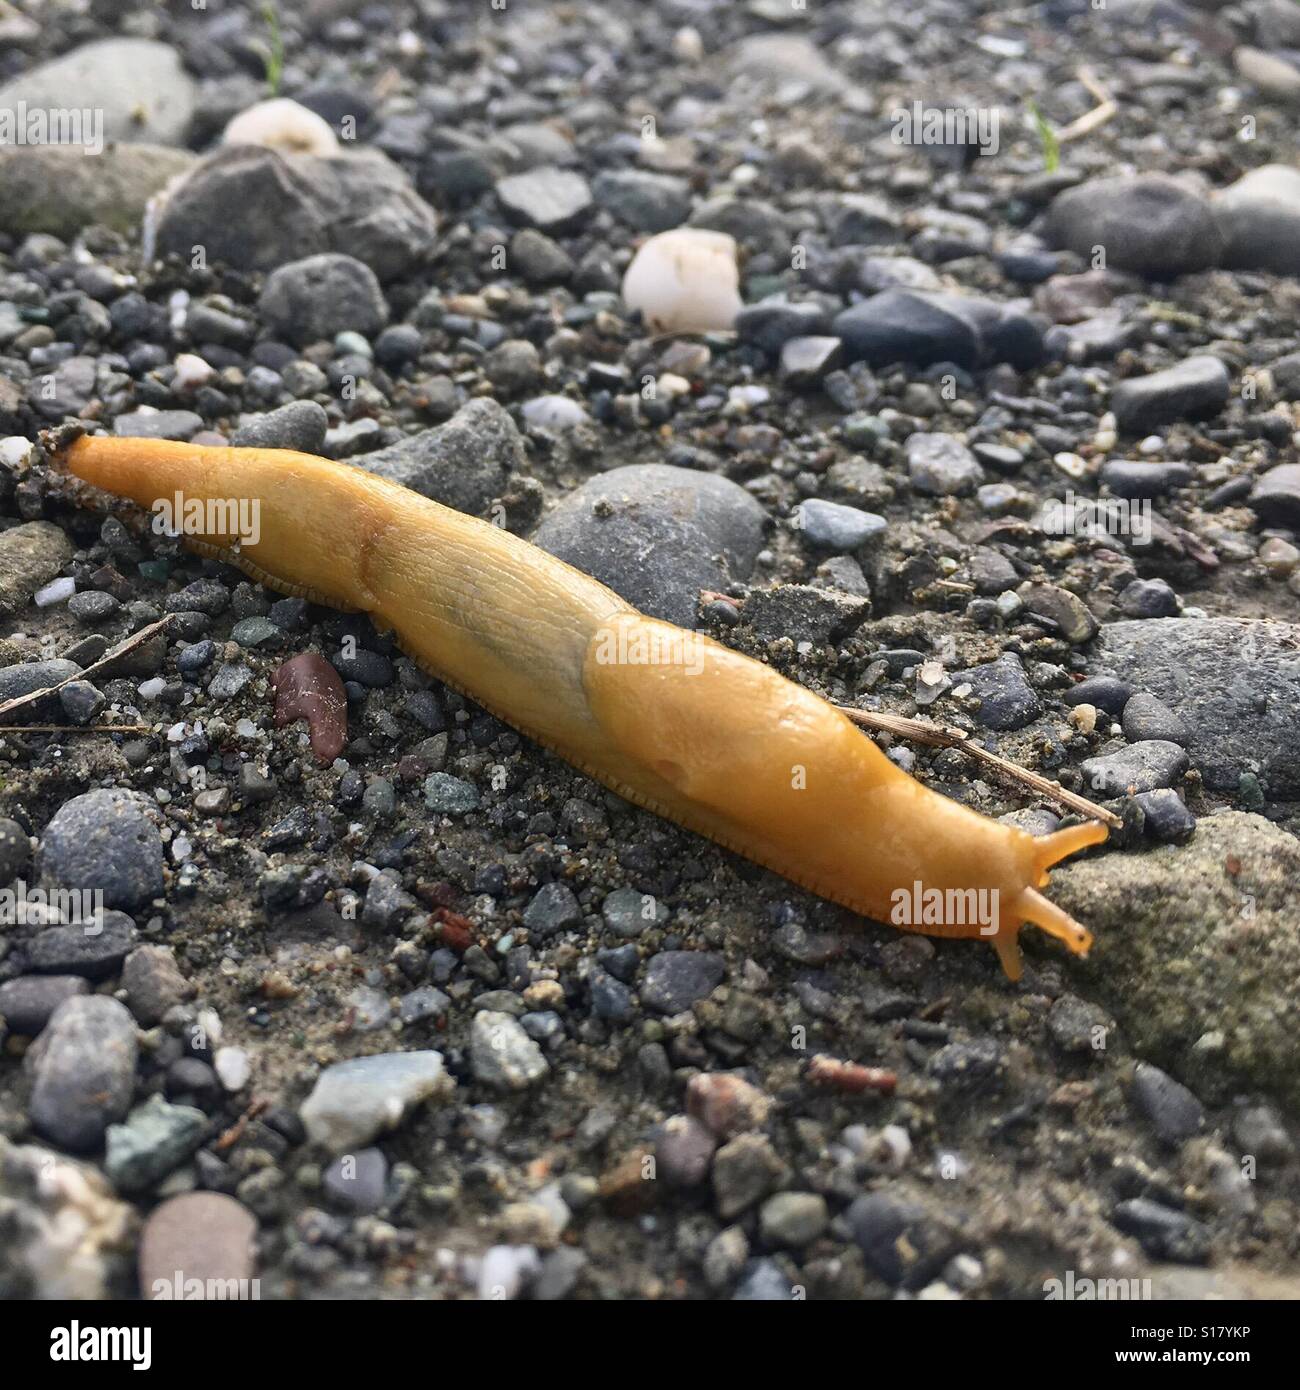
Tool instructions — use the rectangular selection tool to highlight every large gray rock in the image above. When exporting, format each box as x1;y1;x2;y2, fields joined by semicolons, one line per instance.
37;789;165;913
356;398;525;516
1214;165;1300;274
0;40;196;146
154;145;437;280
1042;174;1223;276
0;145;196;238
533;464;768;629
1090;619;1300;795
1054;813;1300;1109
27;996;138;1152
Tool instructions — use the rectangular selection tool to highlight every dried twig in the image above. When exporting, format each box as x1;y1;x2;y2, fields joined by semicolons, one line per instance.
0;723;152;734
1058;66;1117;143
837;703;1123;829
0;615;175;722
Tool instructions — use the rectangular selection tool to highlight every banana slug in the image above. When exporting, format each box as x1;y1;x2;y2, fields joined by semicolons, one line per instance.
56;434;1106;979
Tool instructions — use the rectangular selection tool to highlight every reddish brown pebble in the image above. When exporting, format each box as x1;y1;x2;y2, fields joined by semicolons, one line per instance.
138;1191;257;1300
807;1053;897;1096
686;1071;772;1138
271;652;347;762
599;1146;658;1216
433;907;474;953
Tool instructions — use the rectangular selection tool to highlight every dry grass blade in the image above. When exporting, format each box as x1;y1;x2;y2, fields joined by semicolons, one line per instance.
0;614;175;722
1058;65;1117;143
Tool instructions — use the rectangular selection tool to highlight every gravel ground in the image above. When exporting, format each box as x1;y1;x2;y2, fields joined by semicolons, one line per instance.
0;0;1299;1302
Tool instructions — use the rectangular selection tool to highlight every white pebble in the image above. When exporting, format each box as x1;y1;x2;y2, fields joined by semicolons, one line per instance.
33;577;75;607
173;352;214;392
0;436;34;470
476;1245;540;1301
138;677;167;701
214;1046;251;1092
1138;434;1165;455
621;227;743;334
672;26;704;62
520;395;589;430
1053;451;1089;480
655;373;692;401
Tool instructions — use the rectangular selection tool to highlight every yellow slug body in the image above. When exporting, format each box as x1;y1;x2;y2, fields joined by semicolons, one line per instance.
60;435;1106;979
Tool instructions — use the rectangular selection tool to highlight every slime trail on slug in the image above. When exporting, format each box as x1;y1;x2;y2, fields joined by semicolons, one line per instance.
54;433;1108;979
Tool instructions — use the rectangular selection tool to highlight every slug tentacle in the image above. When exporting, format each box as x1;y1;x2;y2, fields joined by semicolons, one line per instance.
54;434;1108;980
1033;820;1110;883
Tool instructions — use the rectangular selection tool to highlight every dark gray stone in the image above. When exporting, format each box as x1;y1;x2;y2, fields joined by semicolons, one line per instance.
1042;174;1222;276
592;169;690;232
533;464;767;630
1122;692;1189;745
1110;356;1230;435
357;398;524;516
38;790;164;913
1100;460;1193;499
231;401;329;452
259;253;388;348
155;145;438;281
21;912;137;980
28;995;138;1151
959;652;1041;730
1248;463;1300;529
641;951;725;1014
0;975;89;1035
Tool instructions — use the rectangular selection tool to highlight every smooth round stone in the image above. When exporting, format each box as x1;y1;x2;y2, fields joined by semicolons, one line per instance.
1122;691;1190;746
521;395;589;430
1064;675;1134;717
905;432;984;496
795;498;886;551
138;1192;258;1301
37;788;164;913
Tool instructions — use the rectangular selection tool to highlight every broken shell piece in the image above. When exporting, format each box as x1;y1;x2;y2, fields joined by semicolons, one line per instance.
222;98;339;157
621;228;743;334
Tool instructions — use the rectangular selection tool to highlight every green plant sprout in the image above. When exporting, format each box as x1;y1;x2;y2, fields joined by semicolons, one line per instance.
1026;98;1060;174
260;3;284;97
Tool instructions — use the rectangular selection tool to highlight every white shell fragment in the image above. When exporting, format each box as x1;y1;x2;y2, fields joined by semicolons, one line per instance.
222;98;340;157
621;227;743;334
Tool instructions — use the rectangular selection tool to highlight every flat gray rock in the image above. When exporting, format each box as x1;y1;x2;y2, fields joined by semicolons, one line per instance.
1091;618;1300;795
299;1051;452;1153
0;40;195;146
